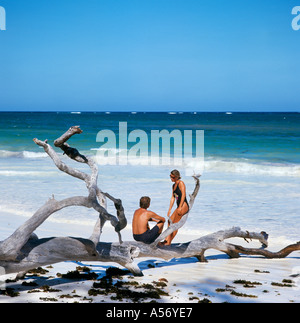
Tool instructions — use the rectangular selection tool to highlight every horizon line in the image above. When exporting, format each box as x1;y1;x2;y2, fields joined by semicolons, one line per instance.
0;110;299;113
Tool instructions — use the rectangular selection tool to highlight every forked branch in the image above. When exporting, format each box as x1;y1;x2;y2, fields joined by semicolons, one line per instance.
34;127;127;245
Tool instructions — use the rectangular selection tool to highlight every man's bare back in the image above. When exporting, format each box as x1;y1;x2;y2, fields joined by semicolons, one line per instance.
132;208;163;235
132;196;165;244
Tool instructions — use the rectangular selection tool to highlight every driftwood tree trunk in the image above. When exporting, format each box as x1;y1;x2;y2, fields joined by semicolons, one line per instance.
0;127;299;278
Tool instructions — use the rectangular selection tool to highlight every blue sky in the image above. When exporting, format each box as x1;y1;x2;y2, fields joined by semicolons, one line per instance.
0;0;300;112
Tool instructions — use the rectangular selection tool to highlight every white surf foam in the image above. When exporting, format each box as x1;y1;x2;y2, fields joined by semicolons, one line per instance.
0;150;48;159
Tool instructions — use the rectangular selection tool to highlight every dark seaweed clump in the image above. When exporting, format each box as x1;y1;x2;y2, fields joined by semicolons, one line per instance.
88;267;169;302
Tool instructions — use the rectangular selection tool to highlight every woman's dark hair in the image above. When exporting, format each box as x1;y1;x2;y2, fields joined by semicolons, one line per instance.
170;169;181;180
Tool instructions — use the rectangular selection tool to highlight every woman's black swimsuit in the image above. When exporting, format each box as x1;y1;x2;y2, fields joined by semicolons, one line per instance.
173;182;189;210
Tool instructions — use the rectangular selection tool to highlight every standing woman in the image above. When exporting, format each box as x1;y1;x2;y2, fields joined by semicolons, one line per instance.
164;169;189;245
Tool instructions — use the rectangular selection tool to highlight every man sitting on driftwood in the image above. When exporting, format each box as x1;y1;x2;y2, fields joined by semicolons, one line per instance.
132;196;165;244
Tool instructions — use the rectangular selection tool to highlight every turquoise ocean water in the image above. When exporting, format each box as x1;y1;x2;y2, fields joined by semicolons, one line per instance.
0;112;299;245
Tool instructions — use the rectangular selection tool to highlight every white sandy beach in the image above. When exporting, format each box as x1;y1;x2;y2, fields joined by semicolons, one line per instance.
0;211;299;303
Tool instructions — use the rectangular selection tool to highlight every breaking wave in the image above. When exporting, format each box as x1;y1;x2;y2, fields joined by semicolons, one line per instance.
1;149;300;177
202;158;300;177
0;150;48;159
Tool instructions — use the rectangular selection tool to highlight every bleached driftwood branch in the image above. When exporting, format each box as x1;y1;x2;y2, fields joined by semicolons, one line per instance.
0;227;299;277
131;227;271;262
0;126;126;259
0;127;298;278
33;126;127;243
